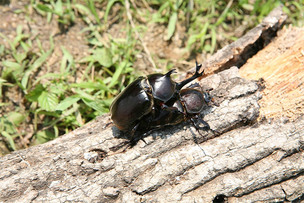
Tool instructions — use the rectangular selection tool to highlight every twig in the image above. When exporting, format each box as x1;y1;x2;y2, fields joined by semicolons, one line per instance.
125;0;157;70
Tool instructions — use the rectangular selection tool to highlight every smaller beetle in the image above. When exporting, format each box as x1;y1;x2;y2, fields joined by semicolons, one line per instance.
110;62;205;138
135;83;216;138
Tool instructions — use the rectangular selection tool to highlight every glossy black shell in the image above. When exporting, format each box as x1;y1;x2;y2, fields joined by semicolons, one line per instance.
110;70;177;132
147;70;176;103
110;77;153;131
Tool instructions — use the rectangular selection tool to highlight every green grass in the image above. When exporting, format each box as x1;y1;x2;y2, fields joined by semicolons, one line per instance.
0;0;303;154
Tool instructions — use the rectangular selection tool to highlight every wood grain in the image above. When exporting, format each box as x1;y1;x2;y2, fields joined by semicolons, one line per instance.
240;27;304;121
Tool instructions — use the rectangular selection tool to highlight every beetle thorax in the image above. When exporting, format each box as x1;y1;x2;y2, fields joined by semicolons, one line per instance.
180;89;205;114
147;74;176;103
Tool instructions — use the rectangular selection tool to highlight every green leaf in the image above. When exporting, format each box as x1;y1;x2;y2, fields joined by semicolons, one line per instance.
2;60;22;70
49;83;66;96
82;98;109;113
26;84;45;102
215;0;232;26
36;4;54;13
21;37;53;90
1;60;24;80
210;27;217;54
74;3;91;16
38;91;59;111
1;131;16;151
34;130;56;144
56;96;80;111
165;12;177;40
104;0;123;23
108;61;126;88
73;89;95;101
241;3;254;11
0;117;16;134
92;47;113;67
87;0;101;25
70;81;111;92
7;112;26;126
187;22;209;49
54;0;63;16
0;78;7;84
61;46;74;73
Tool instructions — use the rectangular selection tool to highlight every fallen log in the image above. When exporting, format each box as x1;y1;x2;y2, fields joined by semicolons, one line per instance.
1;6;304;203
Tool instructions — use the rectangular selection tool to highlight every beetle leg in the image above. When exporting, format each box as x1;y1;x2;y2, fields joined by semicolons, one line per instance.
187;82;201;89
190;116;220;136
189;117;205;138
103;121;113;129
190;117;209;131
127;122;150;147
196;117;211;131
128;134;148;148
197;117;220;136
128;122;140;141
176;61;204;90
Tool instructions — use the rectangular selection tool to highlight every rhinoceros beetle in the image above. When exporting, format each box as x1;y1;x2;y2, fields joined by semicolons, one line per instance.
110;62;215;143
136;83;215;136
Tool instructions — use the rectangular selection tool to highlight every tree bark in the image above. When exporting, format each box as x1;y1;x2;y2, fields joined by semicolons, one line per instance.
1;6;304;203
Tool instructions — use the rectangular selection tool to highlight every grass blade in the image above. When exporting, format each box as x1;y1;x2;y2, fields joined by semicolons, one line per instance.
165;12;177;40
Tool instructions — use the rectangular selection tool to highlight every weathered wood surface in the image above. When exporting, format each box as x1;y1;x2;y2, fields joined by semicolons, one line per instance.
1;65;303;202
1;6;304;203
240;26;304;121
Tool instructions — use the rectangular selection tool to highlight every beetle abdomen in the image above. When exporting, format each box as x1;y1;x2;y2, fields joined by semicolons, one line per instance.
110;78;153;131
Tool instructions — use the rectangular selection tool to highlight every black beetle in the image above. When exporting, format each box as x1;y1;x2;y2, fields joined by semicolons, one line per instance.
135;83;215;136
110;62;205;137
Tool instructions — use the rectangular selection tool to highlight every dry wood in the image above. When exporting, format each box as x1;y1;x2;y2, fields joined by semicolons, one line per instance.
240;26;304;121
1;6;304;203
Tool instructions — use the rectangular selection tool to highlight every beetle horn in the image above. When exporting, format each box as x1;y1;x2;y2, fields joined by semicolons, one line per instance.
165;69;176;77
176;62;204;90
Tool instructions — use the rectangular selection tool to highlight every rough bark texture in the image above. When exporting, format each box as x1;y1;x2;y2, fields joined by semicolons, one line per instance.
1;66;303;202
1;6;304;203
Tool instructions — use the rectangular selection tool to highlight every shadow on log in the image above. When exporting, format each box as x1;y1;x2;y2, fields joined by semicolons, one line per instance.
1;6;304;203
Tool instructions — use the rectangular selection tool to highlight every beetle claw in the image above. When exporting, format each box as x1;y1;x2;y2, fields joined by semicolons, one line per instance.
103;121;113;129
195;60;202;72
195;61;204;77
140;137;147;144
